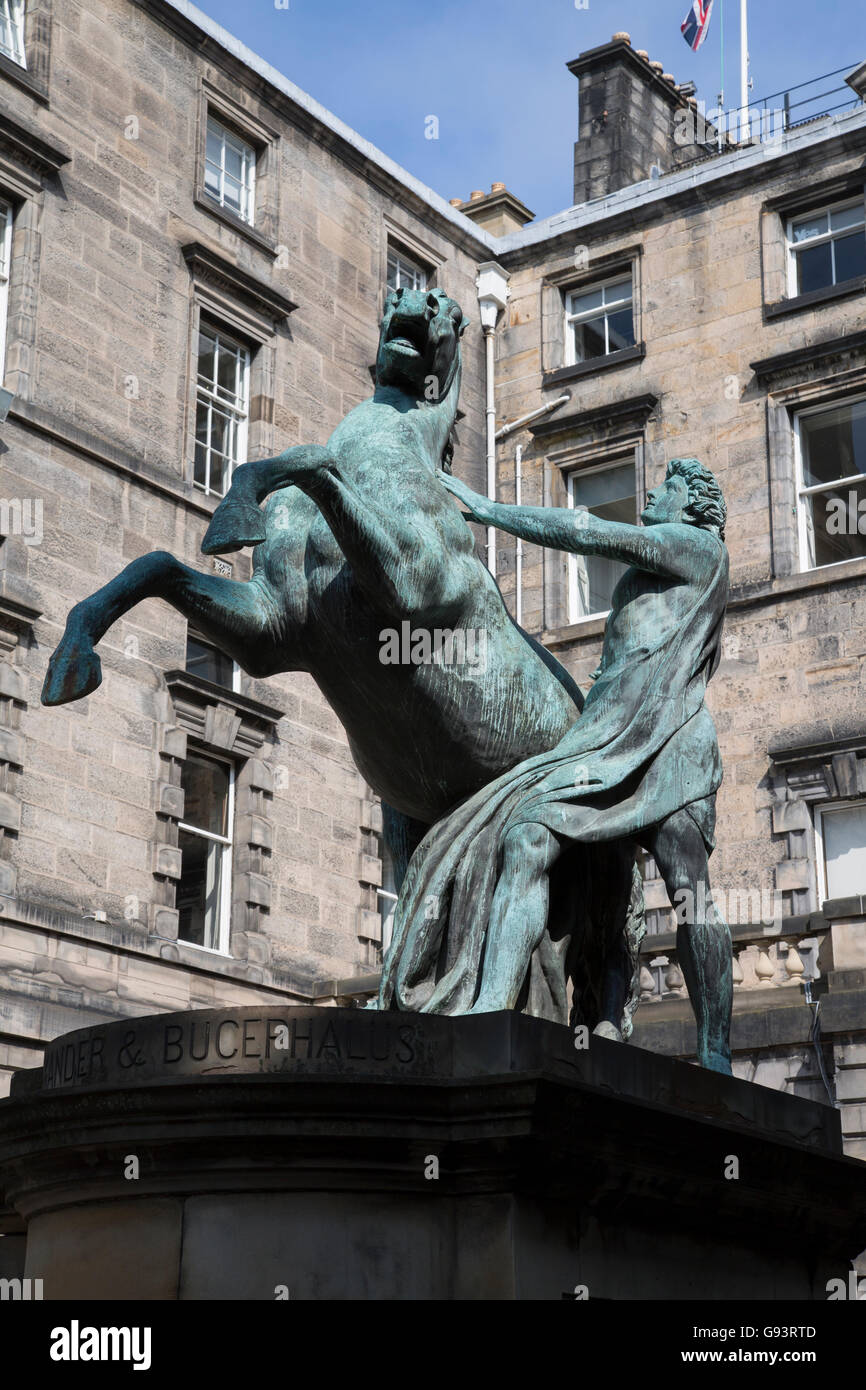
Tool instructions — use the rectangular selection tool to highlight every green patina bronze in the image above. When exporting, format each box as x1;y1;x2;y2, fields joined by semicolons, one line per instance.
40;290;731;1069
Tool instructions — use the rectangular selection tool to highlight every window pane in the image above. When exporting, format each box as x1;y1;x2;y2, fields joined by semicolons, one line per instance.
800;399;866;488
603;278;632;304
809;478;866;567
204;115;255;224
186;635;234;688
180;754;230;836
569;286;604;316
573;317;607;362
833;230;866;284
822;804;866;899
570;463;636;617
606;306;635;351
177;829;226;949
216;341;242;401
829;203;864;232
387;249;426;291
222;177;243;215
223;141;244;181
791;211;828;243
197;330;216;385
204;162;221;199
796;241;833;294
571;462;634;511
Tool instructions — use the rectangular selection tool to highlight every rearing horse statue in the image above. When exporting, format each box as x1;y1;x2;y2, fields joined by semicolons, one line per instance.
41;287;642;1031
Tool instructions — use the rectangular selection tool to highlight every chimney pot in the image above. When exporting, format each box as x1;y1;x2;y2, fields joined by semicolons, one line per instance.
449;198;463;207
612;31;631;43
649;60;664;73
470;190;484;201
662;73;676;84
491;181;506;193
636;49;649;60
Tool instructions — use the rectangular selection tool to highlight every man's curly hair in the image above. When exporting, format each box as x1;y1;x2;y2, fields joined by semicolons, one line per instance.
666;457;726;540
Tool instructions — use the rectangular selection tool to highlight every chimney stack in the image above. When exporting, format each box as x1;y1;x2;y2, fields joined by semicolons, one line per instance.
568;35;708;203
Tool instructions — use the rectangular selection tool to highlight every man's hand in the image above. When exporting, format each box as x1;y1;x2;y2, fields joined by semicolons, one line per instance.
439;470;492;524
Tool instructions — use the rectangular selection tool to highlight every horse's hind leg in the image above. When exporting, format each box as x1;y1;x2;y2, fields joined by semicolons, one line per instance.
41;550;286;706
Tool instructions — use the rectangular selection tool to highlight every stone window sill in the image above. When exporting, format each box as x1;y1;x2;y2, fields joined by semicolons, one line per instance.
764;275;866;320
542;343;645;388
0;52;48;104
542;615;607;648
194;191;279;258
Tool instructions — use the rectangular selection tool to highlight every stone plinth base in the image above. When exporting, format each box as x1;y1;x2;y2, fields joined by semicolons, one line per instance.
0;1008;864;1300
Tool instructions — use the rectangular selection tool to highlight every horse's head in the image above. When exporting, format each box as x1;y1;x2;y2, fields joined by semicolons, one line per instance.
376;288;468;402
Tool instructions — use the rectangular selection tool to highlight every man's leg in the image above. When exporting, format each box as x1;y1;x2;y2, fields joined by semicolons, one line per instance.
644;807;733;1074
469;821;560;1013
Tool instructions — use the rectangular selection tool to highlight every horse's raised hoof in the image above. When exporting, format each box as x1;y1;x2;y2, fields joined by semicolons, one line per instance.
41;632;103;706
201;499;268;556
592;1021;623;1042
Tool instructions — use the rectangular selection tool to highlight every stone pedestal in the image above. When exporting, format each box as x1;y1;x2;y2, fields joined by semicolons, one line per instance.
1;1008;864;1300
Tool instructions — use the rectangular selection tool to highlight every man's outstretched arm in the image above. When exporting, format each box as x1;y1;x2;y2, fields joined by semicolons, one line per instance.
440;472;702;581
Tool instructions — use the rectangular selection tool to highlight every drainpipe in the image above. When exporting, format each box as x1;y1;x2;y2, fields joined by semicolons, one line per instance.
495;392;571;441
515;444;523;626
475;262;510;576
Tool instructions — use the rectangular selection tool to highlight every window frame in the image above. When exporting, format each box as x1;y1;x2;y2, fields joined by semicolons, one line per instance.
792;392;866;574
193;317;251;499
785;196;866;298
177;749;235;956
386;244;429;294
203;112;257;228
376;840;398;954
565;454;638;623
0;0;26;68
186;630;241;694
564;273;635;368
813;798;866;906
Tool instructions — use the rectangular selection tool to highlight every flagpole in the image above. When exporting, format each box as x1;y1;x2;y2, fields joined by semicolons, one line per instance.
739;0;751;141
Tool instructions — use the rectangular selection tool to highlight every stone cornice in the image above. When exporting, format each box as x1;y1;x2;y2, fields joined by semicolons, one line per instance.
0;112;70;176
164;669;284;757
530;391;659;440
750;329;866;381
181;242;297;325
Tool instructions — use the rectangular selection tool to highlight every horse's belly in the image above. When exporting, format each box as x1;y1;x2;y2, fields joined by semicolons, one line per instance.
343;666;580;824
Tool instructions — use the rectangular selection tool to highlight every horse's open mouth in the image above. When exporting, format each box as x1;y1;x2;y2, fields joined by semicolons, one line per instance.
386;317;428;357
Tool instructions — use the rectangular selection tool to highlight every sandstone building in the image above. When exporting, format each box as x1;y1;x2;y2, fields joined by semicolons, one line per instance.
1;3;865;1158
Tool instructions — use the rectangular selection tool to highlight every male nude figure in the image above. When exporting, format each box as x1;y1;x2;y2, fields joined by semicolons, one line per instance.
441;458;734;1074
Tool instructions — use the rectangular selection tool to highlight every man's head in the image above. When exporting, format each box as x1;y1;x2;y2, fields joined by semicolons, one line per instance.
376;287;467;398
641;458;726;539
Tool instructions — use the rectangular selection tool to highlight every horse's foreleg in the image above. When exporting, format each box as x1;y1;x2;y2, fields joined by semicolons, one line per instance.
202;448;332;555
205;448;440;618
41;551;288;706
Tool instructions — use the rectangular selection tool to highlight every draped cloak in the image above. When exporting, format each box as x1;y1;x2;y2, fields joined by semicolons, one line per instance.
377;529;730;1033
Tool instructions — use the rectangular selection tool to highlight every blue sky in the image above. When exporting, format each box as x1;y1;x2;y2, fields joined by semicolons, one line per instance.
193;0;864;220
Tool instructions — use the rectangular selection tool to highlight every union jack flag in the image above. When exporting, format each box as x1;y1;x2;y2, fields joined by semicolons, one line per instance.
681;0;714;51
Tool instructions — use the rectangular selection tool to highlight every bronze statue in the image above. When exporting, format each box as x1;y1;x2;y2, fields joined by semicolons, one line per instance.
41;288;731;1070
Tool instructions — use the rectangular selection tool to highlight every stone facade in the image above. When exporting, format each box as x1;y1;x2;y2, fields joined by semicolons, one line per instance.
0;9;865;1158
